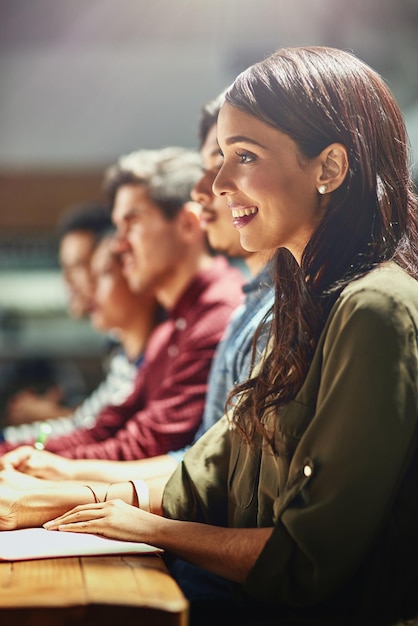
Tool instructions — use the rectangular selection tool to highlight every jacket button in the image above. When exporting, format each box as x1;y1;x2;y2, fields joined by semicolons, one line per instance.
168;345;179;357
175;317;187;330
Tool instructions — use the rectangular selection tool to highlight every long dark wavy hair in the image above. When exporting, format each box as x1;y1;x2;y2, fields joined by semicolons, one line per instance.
225;46;418;449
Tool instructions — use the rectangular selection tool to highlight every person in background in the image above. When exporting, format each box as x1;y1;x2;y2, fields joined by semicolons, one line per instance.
3;204;115;427
58;203;111;320
0;146;244;462
26;47;418;626
4;226;163;445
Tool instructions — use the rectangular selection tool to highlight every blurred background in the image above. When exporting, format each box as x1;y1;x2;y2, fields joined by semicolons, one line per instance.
0;0;417;414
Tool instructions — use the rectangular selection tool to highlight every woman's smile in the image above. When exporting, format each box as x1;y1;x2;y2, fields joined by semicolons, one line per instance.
229;204;258;229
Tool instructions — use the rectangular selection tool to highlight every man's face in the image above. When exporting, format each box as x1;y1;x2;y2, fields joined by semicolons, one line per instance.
90;236;131;332
111;184;185;297
59;231;95;318
192;123;247;258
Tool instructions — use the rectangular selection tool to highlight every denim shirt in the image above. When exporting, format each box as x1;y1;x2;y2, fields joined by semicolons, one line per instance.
169;262;274;463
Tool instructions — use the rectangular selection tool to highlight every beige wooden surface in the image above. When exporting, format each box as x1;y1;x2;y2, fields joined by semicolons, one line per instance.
0;553;188;625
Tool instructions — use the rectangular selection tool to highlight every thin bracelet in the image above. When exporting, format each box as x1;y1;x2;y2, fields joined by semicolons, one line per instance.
84;484;99;503
103;483;112;502
132;479;150;513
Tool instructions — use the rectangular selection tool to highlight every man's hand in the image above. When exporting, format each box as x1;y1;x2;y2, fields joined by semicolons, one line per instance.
0;484;23;530
0;445;33;471
5;387;72;424
0;446;75;480
0;468;42;530
0;467;49;490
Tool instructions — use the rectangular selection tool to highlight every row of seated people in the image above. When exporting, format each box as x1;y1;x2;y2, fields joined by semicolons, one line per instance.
1;137;267;467
0;92;274;491
3;204;159;441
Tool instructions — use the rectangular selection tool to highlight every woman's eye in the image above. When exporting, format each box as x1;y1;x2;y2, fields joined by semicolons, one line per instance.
236;151;255;164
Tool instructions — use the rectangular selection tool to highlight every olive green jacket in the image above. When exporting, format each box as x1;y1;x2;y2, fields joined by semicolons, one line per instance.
162;262;418;615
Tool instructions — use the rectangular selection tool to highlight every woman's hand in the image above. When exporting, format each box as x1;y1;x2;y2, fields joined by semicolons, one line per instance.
43;497;272;585
0;447;75;480
44;499;157;544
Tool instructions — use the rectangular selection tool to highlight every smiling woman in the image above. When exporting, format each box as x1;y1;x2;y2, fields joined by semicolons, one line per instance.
212;45;418;451
161;46;418;625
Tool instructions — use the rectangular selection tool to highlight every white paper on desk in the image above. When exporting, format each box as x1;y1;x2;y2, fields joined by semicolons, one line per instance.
0;527;163;561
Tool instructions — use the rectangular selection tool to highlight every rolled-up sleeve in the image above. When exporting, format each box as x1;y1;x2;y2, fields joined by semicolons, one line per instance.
162;416;231;527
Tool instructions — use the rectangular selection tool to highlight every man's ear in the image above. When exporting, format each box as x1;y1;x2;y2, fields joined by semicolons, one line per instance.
316;143;348;195
178;201;203;236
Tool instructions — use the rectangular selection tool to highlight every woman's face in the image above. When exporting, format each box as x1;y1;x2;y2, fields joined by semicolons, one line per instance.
213;102;325;263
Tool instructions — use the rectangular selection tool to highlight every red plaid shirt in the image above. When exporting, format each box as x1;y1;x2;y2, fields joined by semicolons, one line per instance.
44;256;244;460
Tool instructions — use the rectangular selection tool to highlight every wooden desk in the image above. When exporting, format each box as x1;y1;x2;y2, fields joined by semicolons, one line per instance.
0;553;188;625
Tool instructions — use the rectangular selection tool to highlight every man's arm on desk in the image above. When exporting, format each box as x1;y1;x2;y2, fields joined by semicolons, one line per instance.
0;445;178;483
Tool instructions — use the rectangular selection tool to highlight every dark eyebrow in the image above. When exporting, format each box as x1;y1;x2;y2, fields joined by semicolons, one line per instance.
225;135;267;149
123;208;142;221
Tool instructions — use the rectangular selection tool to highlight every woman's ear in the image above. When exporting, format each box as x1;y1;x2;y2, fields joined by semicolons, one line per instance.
316;143;348;194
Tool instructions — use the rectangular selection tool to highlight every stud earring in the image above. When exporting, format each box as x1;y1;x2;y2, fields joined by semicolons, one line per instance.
318;185;327;195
